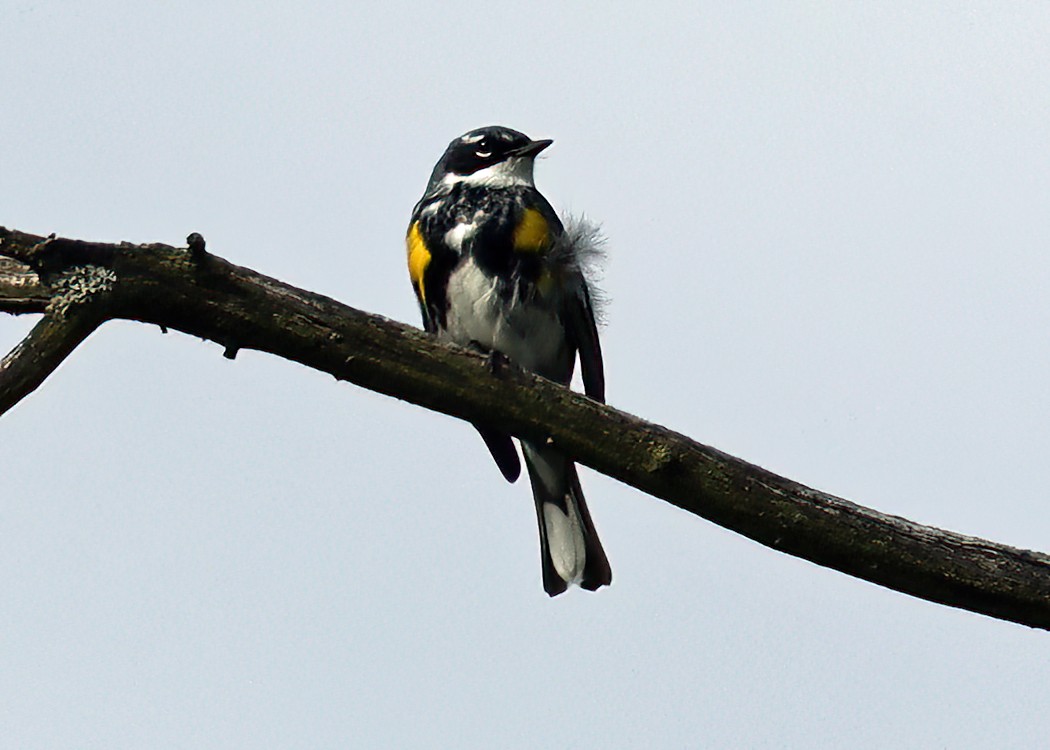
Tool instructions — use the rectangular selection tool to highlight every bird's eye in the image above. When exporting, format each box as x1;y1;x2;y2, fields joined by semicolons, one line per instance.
475;138;492;159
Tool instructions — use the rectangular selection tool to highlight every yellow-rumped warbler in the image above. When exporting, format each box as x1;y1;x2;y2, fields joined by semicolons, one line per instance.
406;125;612;596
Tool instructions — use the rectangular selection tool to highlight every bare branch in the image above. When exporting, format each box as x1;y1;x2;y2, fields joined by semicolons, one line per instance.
2;225;1049;629
0;307;101;416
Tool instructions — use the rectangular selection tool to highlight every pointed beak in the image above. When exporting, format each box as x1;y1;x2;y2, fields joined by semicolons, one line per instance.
512;138;553;158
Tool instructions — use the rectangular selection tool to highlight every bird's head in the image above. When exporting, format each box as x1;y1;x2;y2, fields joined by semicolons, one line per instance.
426;125;552;193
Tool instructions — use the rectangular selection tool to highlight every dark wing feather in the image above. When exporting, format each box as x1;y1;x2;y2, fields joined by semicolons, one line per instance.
564;280;605;403
474;424;521;483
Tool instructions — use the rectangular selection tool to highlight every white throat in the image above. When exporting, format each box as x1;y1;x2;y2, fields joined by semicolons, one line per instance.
441;156;536;189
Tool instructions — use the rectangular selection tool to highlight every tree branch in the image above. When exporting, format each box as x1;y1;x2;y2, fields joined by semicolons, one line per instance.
0;307;101;416
0;256;48;314
2;225;1049;629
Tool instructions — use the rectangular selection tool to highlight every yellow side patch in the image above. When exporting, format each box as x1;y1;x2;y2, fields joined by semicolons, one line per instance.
406;222;431;303
513;208;550;253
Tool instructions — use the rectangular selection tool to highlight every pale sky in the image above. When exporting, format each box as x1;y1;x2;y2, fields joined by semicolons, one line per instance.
3;2;1050;747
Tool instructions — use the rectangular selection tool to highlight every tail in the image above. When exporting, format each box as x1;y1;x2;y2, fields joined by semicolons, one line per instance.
522;440;612;596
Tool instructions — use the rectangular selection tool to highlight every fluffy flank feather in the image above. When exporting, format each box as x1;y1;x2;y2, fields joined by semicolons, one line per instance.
552;213;609;327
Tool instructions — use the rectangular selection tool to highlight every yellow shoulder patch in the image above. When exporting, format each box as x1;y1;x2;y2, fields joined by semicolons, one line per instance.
513;208;550;254
406;222;431;303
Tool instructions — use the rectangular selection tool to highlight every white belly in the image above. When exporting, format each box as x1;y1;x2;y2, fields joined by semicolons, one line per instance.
441;258;570;382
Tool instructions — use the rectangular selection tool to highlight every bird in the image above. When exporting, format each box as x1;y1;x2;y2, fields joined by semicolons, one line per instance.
405;125;612;596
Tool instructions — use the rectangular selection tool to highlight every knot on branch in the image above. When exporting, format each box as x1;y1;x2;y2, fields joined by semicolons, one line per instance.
186;232;207;260
45;265;117;320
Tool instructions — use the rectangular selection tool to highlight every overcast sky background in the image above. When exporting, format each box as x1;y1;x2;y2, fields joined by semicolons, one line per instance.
3;2;1050;747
